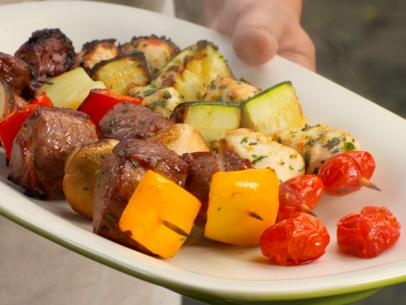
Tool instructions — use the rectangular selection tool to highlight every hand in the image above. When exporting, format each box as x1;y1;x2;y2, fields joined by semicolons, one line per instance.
204;0;316;70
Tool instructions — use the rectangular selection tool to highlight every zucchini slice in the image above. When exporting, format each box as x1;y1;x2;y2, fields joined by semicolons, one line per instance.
171;101;241;147
242;81;307;136
38;67;105;110
90;52;150;95
155;41;232;101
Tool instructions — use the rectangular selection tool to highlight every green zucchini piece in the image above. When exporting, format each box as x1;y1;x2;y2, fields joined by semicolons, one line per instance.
242;81;307;136
90;52;150;95
38;67;105;110
155;41;232;101
171;101;241;147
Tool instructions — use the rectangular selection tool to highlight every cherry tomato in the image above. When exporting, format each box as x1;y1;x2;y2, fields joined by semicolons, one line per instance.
318;151;376;196
337;206;400;258
277;175;324;221
260;213;330;266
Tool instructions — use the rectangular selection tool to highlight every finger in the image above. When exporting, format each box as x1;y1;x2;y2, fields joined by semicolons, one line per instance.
278;28;316;70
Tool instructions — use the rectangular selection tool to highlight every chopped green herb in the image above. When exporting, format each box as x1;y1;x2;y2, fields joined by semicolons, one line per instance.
323;137;341;150
278;160;285;166
219;84;227;90
248;142;257;146
108;116;118;129
252;154;268;164
343;141;356;151
289;165;294;170
143;88;156;97
313;167;319;175
289;154;298;159
331;148;341;154
147;99;167;109
240;137;249;144
162;90;172;99
304;151;312;168
305;139;316;147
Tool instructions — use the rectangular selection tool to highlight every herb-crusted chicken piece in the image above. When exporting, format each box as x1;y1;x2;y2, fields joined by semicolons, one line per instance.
273;124;360;174
203;76;260;102
77;39;119;71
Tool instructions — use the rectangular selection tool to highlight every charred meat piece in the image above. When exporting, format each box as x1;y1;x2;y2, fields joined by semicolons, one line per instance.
182;150;251;224
77;39;119;71
15;28;76;81
0;52;34;95
0;81;28;119
8;107;98;198
93;138;189;251
99;102;173;141
120;35;180;77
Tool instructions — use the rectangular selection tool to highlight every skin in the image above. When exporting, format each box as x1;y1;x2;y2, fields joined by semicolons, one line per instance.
204;0;316;70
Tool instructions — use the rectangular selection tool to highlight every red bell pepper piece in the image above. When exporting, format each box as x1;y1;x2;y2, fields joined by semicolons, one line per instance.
0;92;53;159
78;89;142;125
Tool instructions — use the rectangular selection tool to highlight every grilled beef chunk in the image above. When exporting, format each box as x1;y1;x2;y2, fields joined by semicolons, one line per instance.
93;138;188;251
15;29;76;81
0;52;34;95
183;151;251;224
8;107;98;198
99;102;173;141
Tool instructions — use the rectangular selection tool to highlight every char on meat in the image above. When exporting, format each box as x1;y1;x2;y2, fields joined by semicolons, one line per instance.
15;28;76;82
0;52;34;95
8;107;98;198
99;102;173;141
93;138;188;251
183;150;251;224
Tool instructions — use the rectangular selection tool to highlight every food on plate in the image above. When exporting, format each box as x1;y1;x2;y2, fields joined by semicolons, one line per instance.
277;175;324;221
98;102;173;141
151;123;209;155
15;28;76;81
78;89;141;125
77;39;119;71
38;67;105;109
260;213;330;265
63;139;119;219
129;85;182;118
93;138;188;251
120;35;180;78
1;27;398;263
203;76;260;103
0;92;53;159
242;81;307;136
337;206;400;258
274;124;360;174
90;52;150;95
318;151;378;196
204;168;279;246
155;40;232;101
183;151;251;225
223;128;305;182
172;101;241;147
8;107;98;198
0;52;34;96
119;170;201;258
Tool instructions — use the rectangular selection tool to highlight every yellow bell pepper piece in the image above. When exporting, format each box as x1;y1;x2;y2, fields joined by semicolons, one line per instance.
119;170;201;258
204;168;279;246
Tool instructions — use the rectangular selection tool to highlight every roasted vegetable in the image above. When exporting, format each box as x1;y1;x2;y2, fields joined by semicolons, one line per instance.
274;124;361;174
204;168;279;246
63;139;119;219
171;101;241;147
78;89;141;125
120;35;180;78
90;52;150;95
151;123;209;155
0;92;53;159
242;81;307;135
119;170;201;258
38;67;105;109
78;39;119;71
155;40;232;101
128;85;182;118
203;76;260;102
223;128;305;182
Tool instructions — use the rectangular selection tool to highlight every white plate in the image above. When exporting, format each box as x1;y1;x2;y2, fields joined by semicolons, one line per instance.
1;1;406;304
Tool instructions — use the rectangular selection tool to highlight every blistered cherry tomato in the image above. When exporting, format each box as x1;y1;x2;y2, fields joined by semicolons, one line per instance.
260;213;330;266
337;206;400;258
318;151;376;196
277;175;324;221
